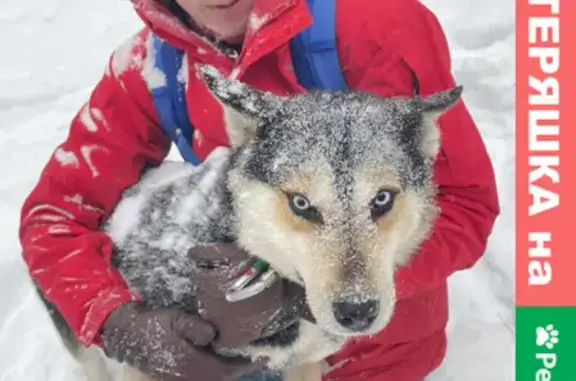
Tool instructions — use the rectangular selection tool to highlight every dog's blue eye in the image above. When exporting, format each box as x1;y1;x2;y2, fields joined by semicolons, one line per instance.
291;195;310;210
374;191;392;206
371;190;395;219
287;193;323;224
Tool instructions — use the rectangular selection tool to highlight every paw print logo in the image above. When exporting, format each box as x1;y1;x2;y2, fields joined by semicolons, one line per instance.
536;324;560;349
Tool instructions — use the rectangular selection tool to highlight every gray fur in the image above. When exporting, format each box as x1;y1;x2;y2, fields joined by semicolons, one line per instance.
34;282;80;356
105;155;234;314
200;64;461;193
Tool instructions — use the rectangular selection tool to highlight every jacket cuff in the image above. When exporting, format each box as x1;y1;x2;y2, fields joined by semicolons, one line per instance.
78;287;142;347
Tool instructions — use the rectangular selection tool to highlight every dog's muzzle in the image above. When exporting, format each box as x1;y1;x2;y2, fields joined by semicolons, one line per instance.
332;299;380;332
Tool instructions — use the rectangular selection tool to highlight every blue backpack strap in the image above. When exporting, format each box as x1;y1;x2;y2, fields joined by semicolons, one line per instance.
150;34;201;165
289;0;347;91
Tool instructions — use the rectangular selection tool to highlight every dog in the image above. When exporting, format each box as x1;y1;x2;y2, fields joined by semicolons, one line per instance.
35;64;463;381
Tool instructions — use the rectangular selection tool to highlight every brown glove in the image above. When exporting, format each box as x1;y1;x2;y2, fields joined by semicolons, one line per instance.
188;243;314;349
101;243;313;381
101;302;265;381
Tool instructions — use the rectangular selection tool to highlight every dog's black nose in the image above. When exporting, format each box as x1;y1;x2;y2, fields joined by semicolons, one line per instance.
332;299;380;332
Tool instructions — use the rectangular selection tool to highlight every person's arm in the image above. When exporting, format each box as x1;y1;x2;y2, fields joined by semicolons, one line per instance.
20;29;171;346
339;0;500;299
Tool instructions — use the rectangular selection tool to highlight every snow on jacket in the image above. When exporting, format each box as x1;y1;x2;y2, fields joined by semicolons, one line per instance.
19;0;500;380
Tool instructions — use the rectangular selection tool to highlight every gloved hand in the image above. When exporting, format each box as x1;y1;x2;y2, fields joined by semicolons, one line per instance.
101;302;261;381
188;243;314;349
101;243;313;381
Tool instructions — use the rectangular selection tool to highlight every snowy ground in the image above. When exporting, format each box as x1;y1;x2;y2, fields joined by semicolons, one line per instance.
0;0;515;380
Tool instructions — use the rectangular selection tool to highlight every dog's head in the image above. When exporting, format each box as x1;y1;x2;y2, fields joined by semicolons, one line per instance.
198;65;462;337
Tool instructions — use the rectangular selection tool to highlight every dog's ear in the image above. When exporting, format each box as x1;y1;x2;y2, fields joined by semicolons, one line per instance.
419;86;463;116
415;86;463;158
197;64;285;147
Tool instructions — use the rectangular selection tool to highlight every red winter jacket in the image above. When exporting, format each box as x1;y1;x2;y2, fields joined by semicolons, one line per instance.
19;0;500;380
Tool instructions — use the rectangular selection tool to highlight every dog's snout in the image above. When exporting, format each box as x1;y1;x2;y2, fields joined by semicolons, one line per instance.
332;299;380;332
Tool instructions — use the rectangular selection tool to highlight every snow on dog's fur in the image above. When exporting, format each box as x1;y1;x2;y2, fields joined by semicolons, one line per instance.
37;64;463;381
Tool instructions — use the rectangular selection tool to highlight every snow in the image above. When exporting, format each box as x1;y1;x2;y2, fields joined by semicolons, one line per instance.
142;32;168;89
0;0;514;380
54;147;80;168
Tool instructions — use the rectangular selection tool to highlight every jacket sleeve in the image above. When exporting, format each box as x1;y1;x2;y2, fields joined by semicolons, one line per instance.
19;30;171;346
345;1;501;299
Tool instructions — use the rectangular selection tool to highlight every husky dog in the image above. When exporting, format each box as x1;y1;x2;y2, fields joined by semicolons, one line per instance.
37;64;463;381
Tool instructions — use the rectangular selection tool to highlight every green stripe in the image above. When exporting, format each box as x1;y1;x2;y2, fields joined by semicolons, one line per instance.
253;259;270;272
516;306;576;380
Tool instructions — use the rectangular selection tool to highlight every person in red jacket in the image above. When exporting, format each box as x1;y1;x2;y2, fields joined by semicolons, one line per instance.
19;0;500;380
